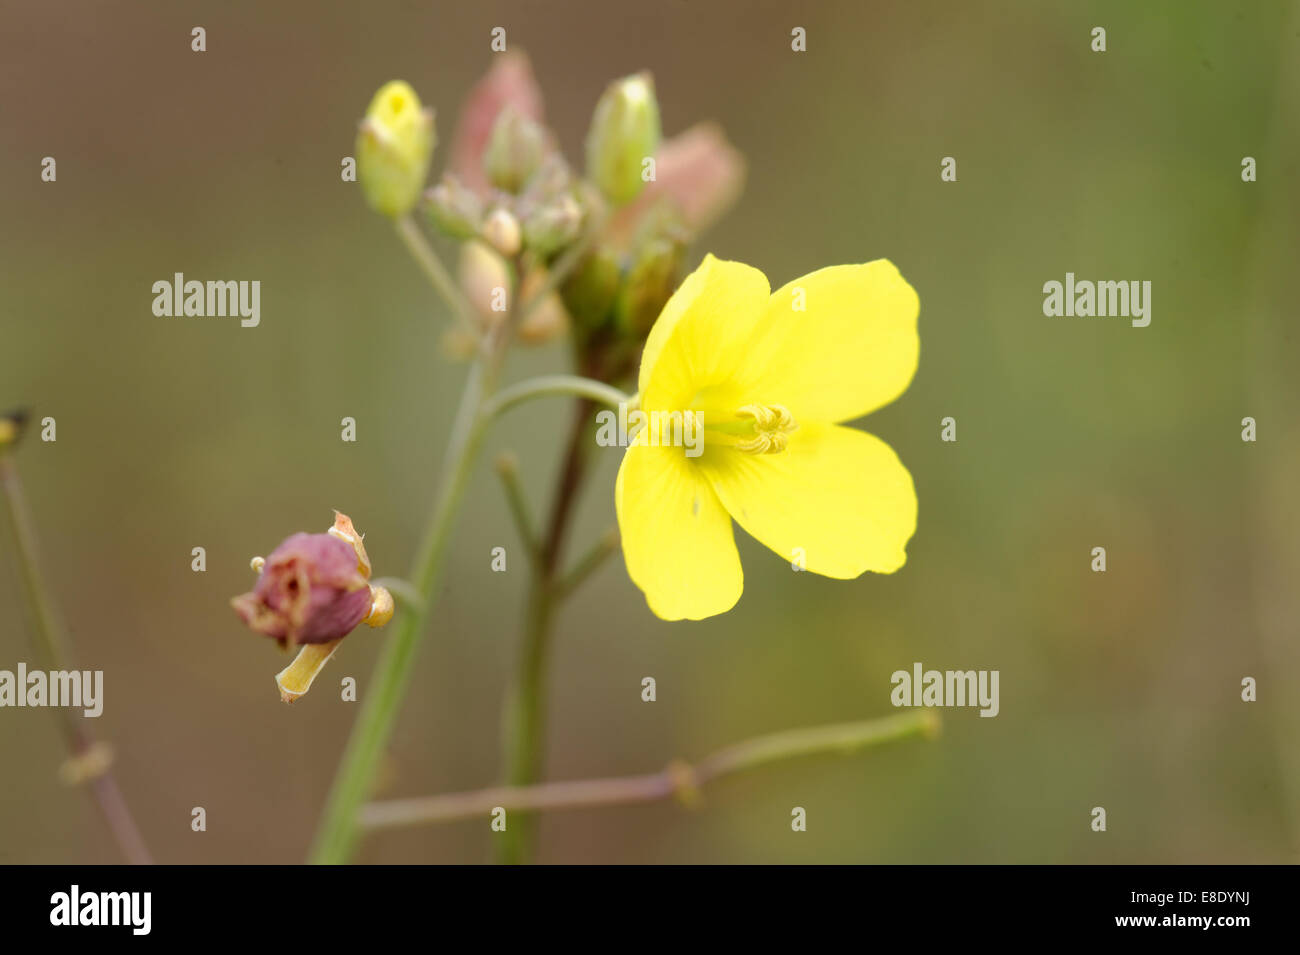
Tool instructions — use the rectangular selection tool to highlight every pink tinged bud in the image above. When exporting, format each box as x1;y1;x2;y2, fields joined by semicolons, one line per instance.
449;51;546;196
608;123;746;246
231;533;371;646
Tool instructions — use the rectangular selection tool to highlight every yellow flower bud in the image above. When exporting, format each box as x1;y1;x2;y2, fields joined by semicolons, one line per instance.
356;80;436;218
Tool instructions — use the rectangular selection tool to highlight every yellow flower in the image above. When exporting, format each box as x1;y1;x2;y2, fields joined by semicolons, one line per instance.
616;254;919;620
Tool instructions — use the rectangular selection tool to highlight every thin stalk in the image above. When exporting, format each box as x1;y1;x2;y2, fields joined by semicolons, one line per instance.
494;453;539;559
554;527;619;600
497;395;596;863
394;215;481;340
361;711;940;830
310;357;497;863
481;375;628;421
0;455;153;865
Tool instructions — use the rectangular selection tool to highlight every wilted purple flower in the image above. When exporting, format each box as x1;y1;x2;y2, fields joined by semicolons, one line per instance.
232;531;371;648
233;512;394;703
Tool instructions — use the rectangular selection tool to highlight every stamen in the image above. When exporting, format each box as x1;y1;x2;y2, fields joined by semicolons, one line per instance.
734;403;797;454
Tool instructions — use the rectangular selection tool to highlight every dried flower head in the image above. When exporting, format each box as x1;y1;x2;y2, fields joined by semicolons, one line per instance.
232;512;393;702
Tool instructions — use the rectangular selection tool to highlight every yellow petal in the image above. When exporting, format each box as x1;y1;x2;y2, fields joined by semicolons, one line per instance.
615;443;743;620
742;260;919;424
638;254;769;414
700;422;916;578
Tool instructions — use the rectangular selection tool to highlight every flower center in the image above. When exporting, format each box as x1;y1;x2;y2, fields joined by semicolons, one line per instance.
699;403;798;454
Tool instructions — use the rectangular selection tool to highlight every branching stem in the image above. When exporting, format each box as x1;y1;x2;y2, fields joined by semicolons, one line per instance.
362;712;939;830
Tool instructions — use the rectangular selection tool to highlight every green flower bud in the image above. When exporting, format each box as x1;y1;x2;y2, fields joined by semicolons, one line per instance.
560;247;622;330
484;107;546;194
520;154;574;206
614;237;682;337
356;80;436;218
585;72;661;206
423;175;484;239
522;194;584;257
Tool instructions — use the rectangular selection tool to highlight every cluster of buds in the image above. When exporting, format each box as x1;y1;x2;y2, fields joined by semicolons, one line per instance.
231;512;393;703
351;56;743;361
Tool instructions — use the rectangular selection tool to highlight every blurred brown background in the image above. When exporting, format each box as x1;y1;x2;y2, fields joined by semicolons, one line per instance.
1;0;1297;863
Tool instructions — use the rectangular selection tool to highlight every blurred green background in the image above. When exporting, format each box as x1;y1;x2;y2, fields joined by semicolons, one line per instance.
2;0;1297;863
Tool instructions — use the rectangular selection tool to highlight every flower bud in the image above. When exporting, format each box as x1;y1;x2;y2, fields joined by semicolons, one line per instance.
458;240;512;324
356;80;436;218
0;408;29;453
522;193;584;257
560;247;621;330
423;175;484;239
607;122;746;246
483;106;546;193
517;267;570;344
482;207;522;258
520;154;574;206
585;72;661;206
615;237;683;337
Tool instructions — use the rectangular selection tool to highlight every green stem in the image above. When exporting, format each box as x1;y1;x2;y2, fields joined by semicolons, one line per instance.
494;453;539;559
554;527;619;600
497;560;555;861
481;375;628;421
394;215;481;340
496;395;596;863
361;711;940;830
309;358;495;864
0;455;153;865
